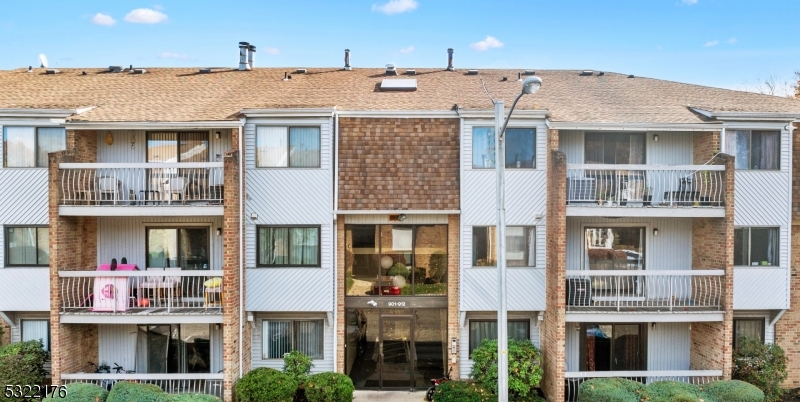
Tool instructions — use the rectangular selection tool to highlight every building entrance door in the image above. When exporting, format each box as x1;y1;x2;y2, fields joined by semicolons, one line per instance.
380;316;414;389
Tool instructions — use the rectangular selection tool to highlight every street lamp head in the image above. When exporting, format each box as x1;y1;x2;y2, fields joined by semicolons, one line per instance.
521;76;542;95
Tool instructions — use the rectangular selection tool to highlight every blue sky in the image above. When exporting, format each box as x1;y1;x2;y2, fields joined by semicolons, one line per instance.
1;0;798;95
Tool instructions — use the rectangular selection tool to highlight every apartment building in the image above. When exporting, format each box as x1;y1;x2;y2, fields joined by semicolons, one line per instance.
0;57;798;402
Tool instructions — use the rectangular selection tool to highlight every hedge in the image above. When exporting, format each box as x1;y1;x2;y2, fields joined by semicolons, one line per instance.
49;383;108;402
160;394;221;402
641;381;702;402
578;378;764;402
469;339;543;399
106;382;164;402
578;378;645;402
701;380;765;402
234;368;298;402
433;381;496;402
304;372;355;402
0;340;50;402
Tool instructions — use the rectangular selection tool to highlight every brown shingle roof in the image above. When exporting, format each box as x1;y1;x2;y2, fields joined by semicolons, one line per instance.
0;67;798;123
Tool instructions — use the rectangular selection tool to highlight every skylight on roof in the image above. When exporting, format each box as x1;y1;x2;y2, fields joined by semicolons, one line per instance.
380;79;417;91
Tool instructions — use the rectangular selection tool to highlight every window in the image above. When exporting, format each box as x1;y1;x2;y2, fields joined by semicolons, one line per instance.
725;130;780;170
584;133;645;164
734;319;765;349
146;228;209;269
136;324;211;373
147;132;209;162
734;227;778;266
472;226;536;267
585;227;644;270
21;320;50;351
472;127;536;169
257;227;320;267
468;319;530;355
262;319;324;359
6;227;49;266
256;126;320;167
3;127;66;167
581;324;646;371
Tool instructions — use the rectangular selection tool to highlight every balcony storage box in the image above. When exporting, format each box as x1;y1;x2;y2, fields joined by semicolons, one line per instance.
567;277;591;306
93;263;139;312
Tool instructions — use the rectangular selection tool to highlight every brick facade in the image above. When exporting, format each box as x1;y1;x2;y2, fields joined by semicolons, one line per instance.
337;118;460;211
693;131;721;165
335;218;346;373
446;215;460;379
0;321;10;346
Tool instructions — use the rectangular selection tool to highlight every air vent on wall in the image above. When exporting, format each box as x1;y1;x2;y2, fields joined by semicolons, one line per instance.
380;79;417;91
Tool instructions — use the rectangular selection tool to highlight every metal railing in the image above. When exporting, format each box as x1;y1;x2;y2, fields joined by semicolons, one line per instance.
566;164;725;207
565;270;724;312
565;370;723;402
60;162;224;206
61;373;223;397
59;270;224;313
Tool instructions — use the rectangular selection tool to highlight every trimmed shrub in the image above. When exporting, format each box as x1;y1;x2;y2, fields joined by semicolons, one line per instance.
469;339;543;400
161;394;221;402
0;340;50;401
733;337;787;402
433;381;495;402
106;382;163;402
578;378;644;402
387;262;409;278
235;368;298;402
427;251;447;282
50;383;109;402
304;372;355;402
701;380;764;402
283;350;314;384
641;381;701;402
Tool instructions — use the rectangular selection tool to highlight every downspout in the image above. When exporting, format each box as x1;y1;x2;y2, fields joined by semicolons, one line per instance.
332;108;339;371
0;311;15;328
239;119;244;379
770;309;786;327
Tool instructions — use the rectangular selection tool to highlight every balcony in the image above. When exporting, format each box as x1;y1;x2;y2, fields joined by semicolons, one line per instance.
61;373;223;397
58;162;224;216
59;270;223;323
565;270;724;321
566;164;725;217
564;370;723;402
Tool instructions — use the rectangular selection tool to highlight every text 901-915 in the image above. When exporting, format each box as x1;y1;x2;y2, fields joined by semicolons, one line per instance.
4;385;68;399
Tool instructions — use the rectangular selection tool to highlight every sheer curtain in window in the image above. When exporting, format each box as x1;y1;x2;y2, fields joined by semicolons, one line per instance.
148;133;178;162
290;228;319;265
8;227;38;265
288;128;320;167
259;228;289;265
629;134;645;164
735;320;764;345
469;321;496;353
22;320;49;350
4;127;35;167
179;132;209;162
754;131;779;169
295;321;323;359
725;130;750;169
36;128;66;167
472;128;495;168
256;127;288;167
264;321;292;358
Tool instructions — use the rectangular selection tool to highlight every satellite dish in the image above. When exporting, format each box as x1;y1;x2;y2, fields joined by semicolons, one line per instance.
39;54;48;69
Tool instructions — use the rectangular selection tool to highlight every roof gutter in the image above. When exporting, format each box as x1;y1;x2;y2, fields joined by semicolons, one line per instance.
458;109;549;119
334;210;460;215
0;107;93;118
239;108;336;118
549;122;722;131
63;121;242;130
698;109;800;122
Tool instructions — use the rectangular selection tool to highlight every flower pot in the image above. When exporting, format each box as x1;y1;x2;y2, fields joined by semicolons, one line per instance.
620;199;628;206
700;196;710;206
643;195;652;206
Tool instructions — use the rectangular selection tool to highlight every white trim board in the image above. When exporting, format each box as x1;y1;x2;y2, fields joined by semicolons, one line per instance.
59;206;224;217
565;312;724;322
59;314;223;324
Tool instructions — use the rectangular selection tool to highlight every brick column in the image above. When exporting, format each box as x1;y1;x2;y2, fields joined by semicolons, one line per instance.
542;129;567;401
222;149;246;402
693;131;721;164
447;214;460;379
336;218;346;373
0;321;11;346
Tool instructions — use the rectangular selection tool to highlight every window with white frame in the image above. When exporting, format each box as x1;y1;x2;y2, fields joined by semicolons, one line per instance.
256;126;320;167
262;319;324;359
725;130;780;170
472;127;536;169
472;226;536;267
21;320;50;351
5;227;49;266
257;226;320;267
734;227;778;266
3;127;66;168
733;318;765;349
468;319;530;355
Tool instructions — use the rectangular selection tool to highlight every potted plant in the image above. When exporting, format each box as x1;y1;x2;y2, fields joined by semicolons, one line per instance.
642;186;653;206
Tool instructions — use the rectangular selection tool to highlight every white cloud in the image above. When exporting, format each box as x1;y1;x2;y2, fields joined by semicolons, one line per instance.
372;0;418;15
704;40;719;47
727;37;737;44
124;8;168;24
263;47;280;55
399;46;415;54
470;36;504;52
682;0;698;4
157;52;187;60
92;13;116;26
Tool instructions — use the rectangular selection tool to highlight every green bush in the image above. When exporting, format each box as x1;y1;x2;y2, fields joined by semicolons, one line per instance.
641;381;701;402
283;350;314;384
0;340;50;401
387;262;409;278
733;337;787;402
701;380;764;402
428;251;447;282
578;378;644;402
433;381;495;402
304;372;355;402
235;368;298;402
469;339;543;400
160;394;221;402
49;383;109;402
106;382;164;402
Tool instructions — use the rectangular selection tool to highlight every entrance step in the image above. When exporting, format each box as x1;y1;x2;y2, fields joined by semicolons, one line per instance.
353;390;426;401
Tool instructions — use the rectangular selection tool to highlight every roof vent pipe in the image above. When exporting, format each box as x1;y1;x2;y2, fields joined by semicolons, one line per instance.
248;45;256;69
447;48;454;71
238;42;250;71
344;49;352;71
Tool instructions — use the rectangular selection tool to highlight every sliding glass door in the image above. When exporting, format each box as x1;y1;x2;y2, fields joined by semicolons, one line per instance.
146;228;210;270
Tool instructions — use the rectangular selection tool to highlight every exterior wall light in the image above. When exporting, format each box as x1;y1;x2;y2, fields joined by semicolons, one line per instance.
105;132;113;146
653;228;659;236
653;134;659;142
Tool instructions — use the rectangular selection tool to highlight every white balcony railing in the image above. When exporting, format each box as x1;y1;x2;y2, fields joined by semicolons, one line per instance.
61;373;223;397
59;270;223;314
60;163;224;206
566;164;725;207
566;270;724;312
565;370;723;402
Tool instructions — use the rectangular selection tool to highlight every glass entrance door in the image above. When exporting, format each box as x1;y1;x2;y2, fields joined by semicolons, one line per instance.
380;316;413;389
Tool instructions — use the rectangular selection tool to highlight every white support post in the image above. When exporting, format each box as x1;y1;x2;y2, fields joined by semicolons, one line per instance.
495;100;509;402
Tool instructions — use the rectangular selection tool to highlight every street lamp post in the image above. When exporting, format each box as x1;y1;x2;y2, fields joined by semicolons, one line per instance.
495;76;542;402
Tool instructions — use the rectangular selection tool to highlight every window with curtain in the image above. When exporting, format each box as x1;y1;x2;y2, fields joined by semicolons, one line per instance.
6;227;49;266
257;226;320;267
468;319;530;355
582;324;645;371
21;320;50;351
3;127;66;168
734;319;765;348
471;127;536;169
725;130;780;170
146;228;209;269
472;226;536;267
262;319;324;359
255;126;321;167
147;132;209;162
584;133;645;164
135;324;211;374
734;227;778;266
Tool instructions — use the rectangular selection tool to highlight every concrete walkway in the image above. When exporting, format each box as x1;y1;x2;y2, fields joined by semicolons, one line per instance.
353;390;428;401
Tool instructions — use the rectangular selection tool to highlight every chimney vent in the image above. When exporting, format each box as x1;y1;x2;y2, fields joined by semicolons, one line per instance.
45;69;59;74
522;70;536;75
132;69;146;74
447;48;454;71
405;69;416;75
199;68;211;74
108;66;122;73
385;64;398;76
238;42;250;71
248;45;256;69
580;70;593;76
628;74;635;78
296;68;307;74
344;49;352;70
467;69;479;75
598;71;605;76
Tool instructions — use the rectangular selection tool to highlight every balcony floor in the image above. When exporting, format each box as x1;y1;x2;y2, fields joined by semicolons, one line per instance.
566;204;724;218
60;305;222;324
59;204;224;216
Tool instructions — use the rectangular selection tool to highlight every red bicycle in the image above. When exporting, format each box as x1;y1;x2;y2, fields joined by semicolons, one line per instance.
425;366;452;401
